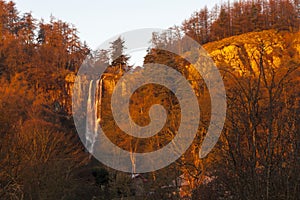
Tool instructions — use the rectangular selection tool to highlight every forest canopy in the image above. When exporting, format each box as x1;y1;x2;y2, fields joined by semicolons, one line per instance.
0;0;299;199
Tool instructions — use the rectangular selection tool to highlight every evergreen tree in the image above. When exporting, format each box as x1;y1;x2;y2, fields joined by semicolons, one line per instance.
109;36;130;74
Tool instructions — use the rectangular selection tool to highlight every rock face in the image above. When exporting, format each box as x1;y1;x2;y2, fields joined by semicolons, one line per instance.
203;30;300;75
64;30;300;113
101;73;119;95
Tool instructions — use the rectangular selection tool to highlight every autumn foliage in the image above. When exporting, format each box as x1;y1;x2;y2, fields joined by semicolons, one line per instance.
0;0;299;199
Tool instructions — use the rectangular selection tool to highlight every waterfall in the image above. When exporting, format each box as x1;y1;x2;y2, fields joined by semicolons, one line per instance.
85;79;100;154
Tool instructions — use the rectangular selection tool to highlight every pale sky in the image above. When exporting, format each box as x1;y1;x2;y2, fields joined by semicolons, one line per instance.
14;0;221;66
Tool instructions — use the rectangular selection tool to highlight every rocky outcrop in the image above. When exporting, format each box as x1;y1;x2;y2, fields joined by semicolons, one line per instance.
64;30;300;113
203;30;300;75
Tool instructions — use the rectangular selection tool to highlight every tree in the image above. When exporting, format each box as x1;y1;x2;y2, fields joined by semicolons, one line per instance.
109;36;130;74
193;32;300;199
210;6;231;41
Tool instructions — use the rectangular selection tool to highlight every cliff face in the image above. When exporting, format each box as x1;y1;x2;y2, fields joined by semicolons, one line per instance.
64;30;300;113
203;30;300;75
64;72;120;114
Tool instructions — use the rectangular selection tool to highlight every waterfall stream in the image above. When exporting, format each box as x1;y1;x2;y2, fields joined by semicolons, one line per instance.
85;79;101;154
84;77;136;173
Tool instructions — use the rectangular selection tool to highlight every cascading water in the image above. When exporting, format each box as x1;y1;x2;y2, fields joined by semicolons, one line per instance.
85;79;101;154
84;77;136;174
